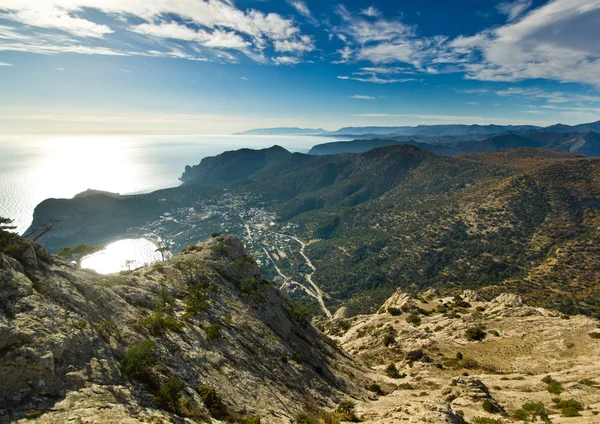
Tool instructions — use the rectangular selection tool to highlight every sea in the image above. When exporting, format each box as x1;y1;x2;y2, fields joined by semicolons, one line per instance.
0;134;330;273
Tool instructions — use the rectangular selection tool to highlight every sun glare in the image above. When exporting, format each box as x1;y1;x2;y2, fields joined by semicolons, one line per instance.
34;136;136;199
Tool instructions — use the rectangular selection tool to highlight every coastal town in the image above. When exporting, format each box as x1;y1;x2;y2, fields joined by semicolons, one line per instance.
125;191;331;316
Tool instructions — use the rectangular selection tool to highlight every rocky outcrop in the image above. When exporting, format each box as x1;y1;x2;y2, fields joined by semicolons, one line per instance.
0;234;364;423
381;288;413;311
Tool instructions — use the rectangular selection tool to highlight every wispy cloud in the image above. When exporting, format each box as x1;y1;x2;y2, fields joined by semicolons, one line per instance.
350;95;377;100
361;6;382;18
0;61;12;66
0;0;314;64
496;0;532;22
287;0;314;20
338;75;419;84
451;0;600;87
353;113;553;125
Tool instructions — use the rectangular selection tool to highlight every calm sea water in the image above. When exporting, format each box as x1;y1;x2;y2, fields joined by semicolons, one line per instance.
80;239;164;274
0;134;328;234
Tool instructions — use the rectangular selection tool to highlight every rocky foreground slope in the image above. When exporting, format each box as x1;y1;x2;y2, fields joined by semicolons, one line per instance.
1;231;600;423
0;234;366;423
322;289;600;423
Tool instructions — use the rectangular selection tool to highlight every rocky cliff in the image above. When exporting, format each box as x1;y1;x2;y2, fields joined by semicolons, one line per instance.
0;234;365;423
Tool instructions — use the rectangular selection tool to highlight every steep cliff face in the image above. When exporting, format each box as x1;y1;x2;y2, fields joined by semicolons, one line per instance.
0;234;364;423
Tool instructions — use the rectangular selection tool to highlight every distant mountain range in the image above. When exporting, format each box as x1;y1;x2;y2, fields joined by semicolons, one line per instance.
235;120;600;139
309;130;600;157
233;127;327;136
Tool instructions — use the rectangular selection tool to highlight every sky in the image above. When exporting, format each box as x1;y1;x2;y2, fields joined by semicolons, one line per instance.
0;0;599;134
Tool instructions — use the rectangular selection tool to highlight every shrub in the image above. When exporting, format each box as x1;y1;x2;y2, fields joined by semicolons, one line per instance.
198;386;225;418
141;312;184;336
562;406;582;417
406;313;421;326
398;383;413;390
553;398;584;417
387;307;402;316
73;320;88;330
121;340;156;380
295;413;316;424
367;384;384;395
465;327;487;341
382;334;395;347
206;323;221;341
517;402;551;424
580;378;598;386
159;379;186;411
385;363;402;379
547;381;563;394
482;399;502;414
406;349;424;362
239;278;275;303
292;352;305;363
96;319;121;342
211;242;227;255
336;401;359;422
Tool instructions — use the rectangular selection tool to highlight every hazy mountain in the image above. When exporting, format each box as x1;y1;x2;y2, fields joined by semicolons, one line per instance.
233;127;327;136
237;120;600;139
309;131;600;157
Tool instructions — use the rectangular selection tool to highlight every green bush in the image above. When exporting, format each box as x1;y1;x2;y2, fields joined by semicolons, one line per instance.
206;323;221;341
580;378;598;386
465;327;487;341
385;363;402;379
406;313;421;326
121;340;156;380
382;334;395;347
562;406;582;417
96;319;121;341
547;381;563;394
159;379;186;411
295;413;316;424
141;312;184;336
367;384;384;395
198;385;225;418
387;307;402;316
553;398;584;417
515;402;551;424
336;401;359;422
482;399;502;414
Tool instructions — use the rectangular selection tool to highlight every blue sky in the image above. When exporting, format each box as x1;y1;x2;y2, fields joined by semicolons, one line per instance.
0;0;599;134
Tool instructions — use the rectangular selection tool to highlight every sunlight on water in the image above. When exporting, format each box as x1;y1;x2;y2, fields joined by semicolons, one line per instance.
0;134;336;234
81;239;163;274
34;136;136;201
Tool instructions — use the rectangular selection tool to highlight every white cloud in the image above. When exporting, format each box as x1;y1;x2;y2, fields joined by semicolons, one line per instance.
287;0;311;18
241;76;248;80
0;0;314;63
55;67;66;70
338;74;419;84
361;6;381;18
495;87;600;104
350;95;376;100
496;0;532;22
273;56;301;65
452;0;600;87
0;61;12;66
131;22;250;50
0;3;113;38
